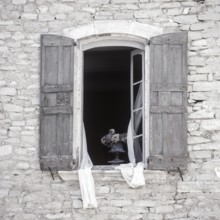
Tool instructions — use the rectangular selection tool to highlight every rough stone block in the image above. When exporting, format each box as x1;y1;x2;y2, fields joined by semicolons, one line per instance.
12;121;25;126
134;9;162;18
38;14;55;21
161;2;181;8
202;28;220;38
193;82;215;91
191;39;207;46
112;0;137;3
9;131;20;137
120;4;139;10
0;32;11;39
190;151;212;159
200;120;220;131
12;0;27;4
189;57;205;66
188;74;207;82
0;189;9;198
26;119;38;126
21;14;38;20
88;0;109;5
178;182;220;193
173;15;198;24
200;48;220;56
0;21;14;26
188;123;199;132
72;199;83;208
50;3;74;13
156;205;174;213
190;22;214;30
166;8;183;16
198;12;220;21
189;109;214;119
188;31;202;40
38;5;48;13
0;145;12;157
16;162;30;170
4;104;23;112
110;200;132;207
147;213;163;220
45;213;71;219
193;142;220;151
212;131;220;141
133;200;156;207
44;201;62;210
0;88;16;96
97;186;110;194
115;13;134;19
188;137;210;144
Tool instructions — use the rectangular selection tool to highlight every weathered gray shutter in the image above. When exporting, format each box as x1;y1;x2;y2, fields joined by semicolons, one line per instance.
149;32;188;170
40;35;74;171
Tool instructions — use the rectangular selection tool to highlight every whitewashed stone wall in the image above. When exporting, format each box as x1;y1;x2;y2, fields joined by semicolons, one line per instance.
0;0;220;219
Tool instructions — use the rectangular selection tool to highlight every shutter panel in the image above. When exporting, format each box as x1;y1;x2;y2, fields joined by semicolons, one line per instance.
149;32;188;170
40;35;74;171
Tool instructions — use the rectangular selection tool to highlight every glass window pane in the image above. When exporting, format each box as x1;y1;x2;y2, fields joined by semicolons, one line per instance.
133;110;142;136
133;83;142;109
133;54;142;83
133;136;143;163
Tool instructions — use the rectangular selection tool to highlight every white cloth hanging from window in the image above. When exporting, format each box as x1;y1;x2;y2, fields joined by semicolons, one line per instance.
78;83;144;208
78;126;97;209
115;83;145;188
115;162;145;188
115;120;145;188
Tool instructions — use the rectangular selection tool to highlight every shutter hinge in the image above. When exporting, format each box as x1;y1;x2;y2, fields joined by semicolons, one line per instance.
147;157;150;164
48;167;55;180
177;167;184;181
146;39;150;45
73;42;77;46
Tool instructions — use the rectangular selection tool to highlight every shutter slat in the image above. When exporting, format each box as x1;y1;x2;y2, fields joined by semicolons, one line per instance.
40;34;74;171
42;85;73;93
149;32;188;171
151;84;186;91
150;106;186;114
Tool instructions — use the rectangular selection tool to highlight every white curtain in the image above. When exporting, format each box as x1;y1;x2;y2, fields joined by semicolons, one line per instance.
78;126;97;209
116;83;145;188
78;80;145;208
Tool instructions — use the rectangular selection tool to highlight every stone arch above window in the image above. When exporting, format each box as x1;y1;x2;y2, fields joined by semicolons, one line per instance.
63;20;163;41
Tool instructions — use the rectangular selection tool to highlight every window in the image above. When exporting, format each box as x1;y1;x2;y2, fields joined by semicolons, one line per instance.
83;47;144;165
40;31;188;171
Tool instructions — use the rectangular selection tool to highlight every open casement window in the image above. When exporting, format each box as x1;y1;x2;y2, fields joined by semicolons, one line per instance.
40;35;74;171
39;31;188;171
130;50;145;163
149;32;188;170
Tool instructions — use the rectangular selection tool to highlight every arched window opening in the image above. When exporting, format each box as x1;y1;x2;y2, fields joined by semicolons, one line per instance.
83;46;144;166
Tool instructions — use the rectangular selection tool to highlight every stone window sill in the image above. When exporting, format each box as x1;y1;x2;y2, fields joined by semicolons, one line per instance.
58;169;167;182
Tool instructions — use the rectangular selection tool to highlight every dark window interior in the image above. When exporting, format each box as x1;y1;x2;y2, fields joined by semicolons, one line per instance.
83;47;134;165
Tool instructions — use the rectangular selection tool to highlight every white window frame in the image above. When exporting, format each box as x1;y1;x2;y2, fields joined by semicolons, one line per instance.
131;49;145;164
63;21;163;168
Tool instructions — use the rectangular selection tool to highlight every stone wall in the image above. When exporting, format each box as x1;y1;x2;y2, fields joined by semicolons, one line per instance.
0;0;220;219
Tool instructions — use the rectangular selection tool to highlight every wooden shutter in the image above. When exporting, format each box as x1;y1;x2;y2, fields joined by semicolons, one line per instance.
40;35;74;171
149;32;188;170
